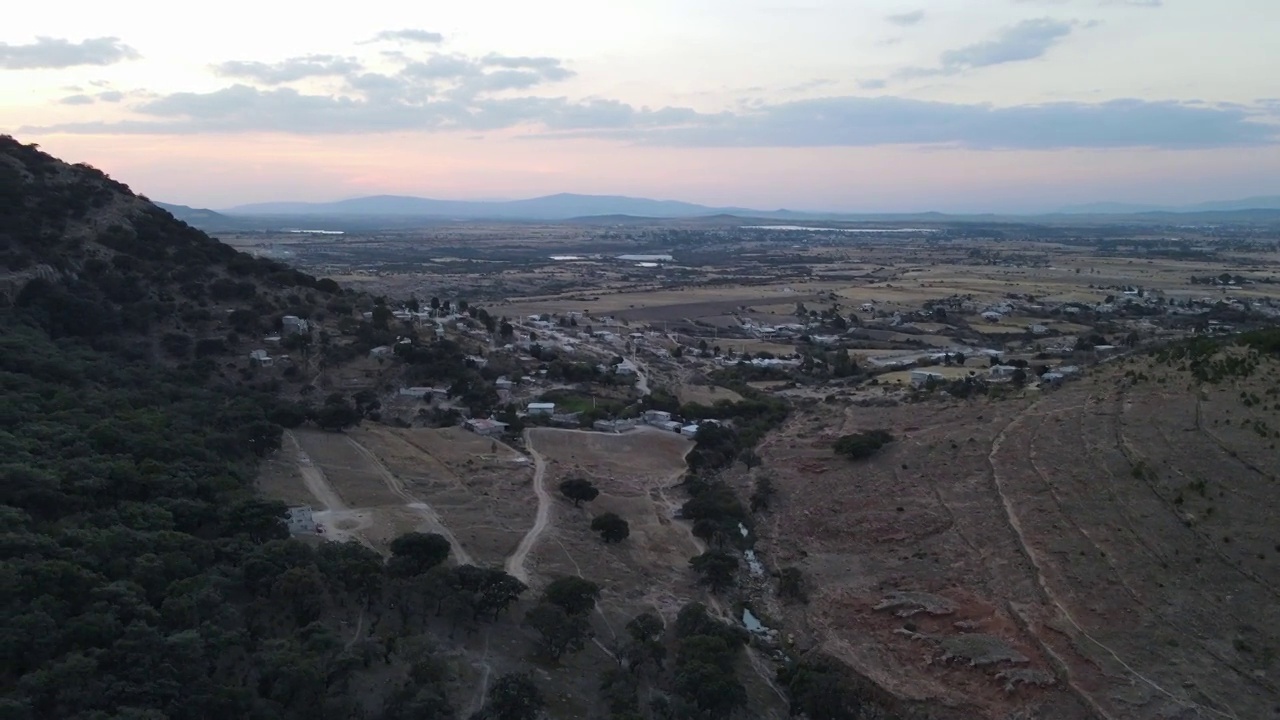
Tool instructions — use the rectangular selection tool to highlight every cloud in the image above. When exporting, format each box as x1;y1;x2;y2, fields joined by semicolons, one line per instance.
57;89;131;105
858;79;888;90
1101;0;1161;6
0;36;139;70
25;81;1276;151
934;18;1076;71
886;10;925;26
214;54;364;84
368;29;445;44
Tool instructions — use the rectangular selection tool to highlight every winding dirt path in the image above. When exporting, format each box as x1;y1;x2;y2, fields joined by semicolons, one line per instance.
505;428;552;584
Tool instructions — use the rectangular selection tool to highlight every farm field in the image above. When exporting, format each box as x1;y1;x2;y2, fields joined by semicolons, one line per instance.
257;427;534;564
752;353;1280;719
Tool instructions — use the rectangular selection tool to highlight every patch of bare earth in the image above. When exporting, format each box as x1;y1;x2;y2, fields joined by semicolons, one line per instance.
757;358;1280;719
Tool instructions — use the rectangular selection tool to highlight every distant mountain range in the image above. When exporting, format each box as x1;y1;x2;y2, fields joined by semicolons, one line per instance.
152;193;1280;231
1058;196;1280;214
220;193;772;220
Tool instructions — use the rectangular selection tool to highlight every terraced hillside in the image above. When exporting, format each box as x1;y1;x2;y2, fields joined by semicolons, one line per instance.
755;337;1280;719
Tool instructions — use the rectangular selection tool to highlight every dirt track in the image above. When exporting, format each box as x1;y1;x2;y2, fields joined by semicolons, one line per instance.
504;429;551;584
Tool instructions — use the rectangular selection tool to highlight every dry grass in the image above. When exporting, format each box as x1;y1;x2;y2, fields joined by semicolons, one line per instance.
677;384;745;406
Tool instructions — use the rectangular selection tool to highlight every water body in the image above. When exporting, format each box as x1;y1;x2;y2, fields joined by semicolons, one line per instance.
743;608;766;634
742;225;937;233
287;229;344;235
617;254;674;261
549;255;585;261
636;262;660;268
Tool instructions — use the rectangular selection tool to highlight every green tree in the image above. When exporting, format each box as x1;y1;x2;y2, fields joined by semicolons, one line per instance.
388;532;452;577
524;603;592;661
689;550;739;593
450;566;527;621
558;478;599;507
590;512;630;543
471;673;544;720
542;576;601;616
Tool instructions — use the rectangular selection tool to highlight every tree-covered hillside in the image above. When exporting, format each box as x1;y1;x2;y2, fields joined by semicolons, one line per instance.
0;137;493;719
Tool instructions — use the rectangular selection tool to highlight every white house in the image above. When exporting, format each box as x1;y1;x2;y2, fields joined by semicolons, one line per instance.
680;424;701;438
990;364;1019;378
980;311;1003;323
527;402;556;416
909;370;945;387
615;359;638;375
1028;324;1050;335
644;410;672;424
655;420;683;433
282;315;309;335
249;349;273;367
286;506;316;534
398;387;431;399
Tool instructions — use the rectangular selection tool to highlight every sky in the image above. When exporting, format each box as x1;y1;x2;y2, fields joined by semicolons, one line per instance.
2;0;1279;213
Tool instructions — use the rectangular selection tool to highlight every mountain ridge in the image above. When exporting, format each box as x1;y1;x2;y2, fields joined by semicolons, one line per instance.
217;192;1280;221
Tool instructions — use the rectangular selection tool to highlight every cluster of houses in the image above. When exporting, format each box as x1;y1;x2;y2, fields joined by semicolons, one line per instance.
909;363;1081;389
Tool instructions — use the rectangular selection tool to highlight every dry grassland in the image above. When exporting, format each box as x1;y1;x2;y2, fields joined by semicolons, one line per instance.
677;384;745;406
751;355;1280;719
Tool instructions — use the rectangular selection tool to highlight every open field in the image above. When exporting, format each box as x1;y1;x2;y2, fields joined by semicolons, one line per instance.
753;354;1280;719
677;383;745;406
257;427;534;564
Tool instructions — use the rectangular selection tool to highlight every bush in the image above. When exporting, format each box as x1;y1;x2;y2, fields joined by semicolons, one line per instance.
833;429;894;460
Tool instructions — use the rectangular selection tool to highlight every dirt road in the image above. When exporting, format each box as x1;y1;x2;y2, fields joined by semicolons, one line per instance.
504;429;551;584
287;430;347;512
343;434;477;567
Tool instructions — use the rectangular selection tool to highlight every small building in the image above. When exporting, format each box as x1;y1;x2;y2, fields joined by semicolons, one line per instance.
680;424;701;438
464;418;509;437
527;402;556;416
370;345;394;359
909;370;946;388
249;349;273;367
593;419;637;434
495;377;515;391
990;364;1019;378
282;315;309;335
656;420;682;433
1028;324;1050;335
614;358;638;375
980;311;1002;323
399;387;431;399
286;505;316;534
1041;372;1065;385
644;410;672;424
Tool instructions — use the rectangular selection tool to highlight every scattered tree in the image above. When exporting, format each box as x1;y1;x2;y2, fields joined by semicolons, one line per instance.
388;532;452;577
542;576;601;616
524;603;592;661
689;550;739;593
559;478;600;507
591;512;630;543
